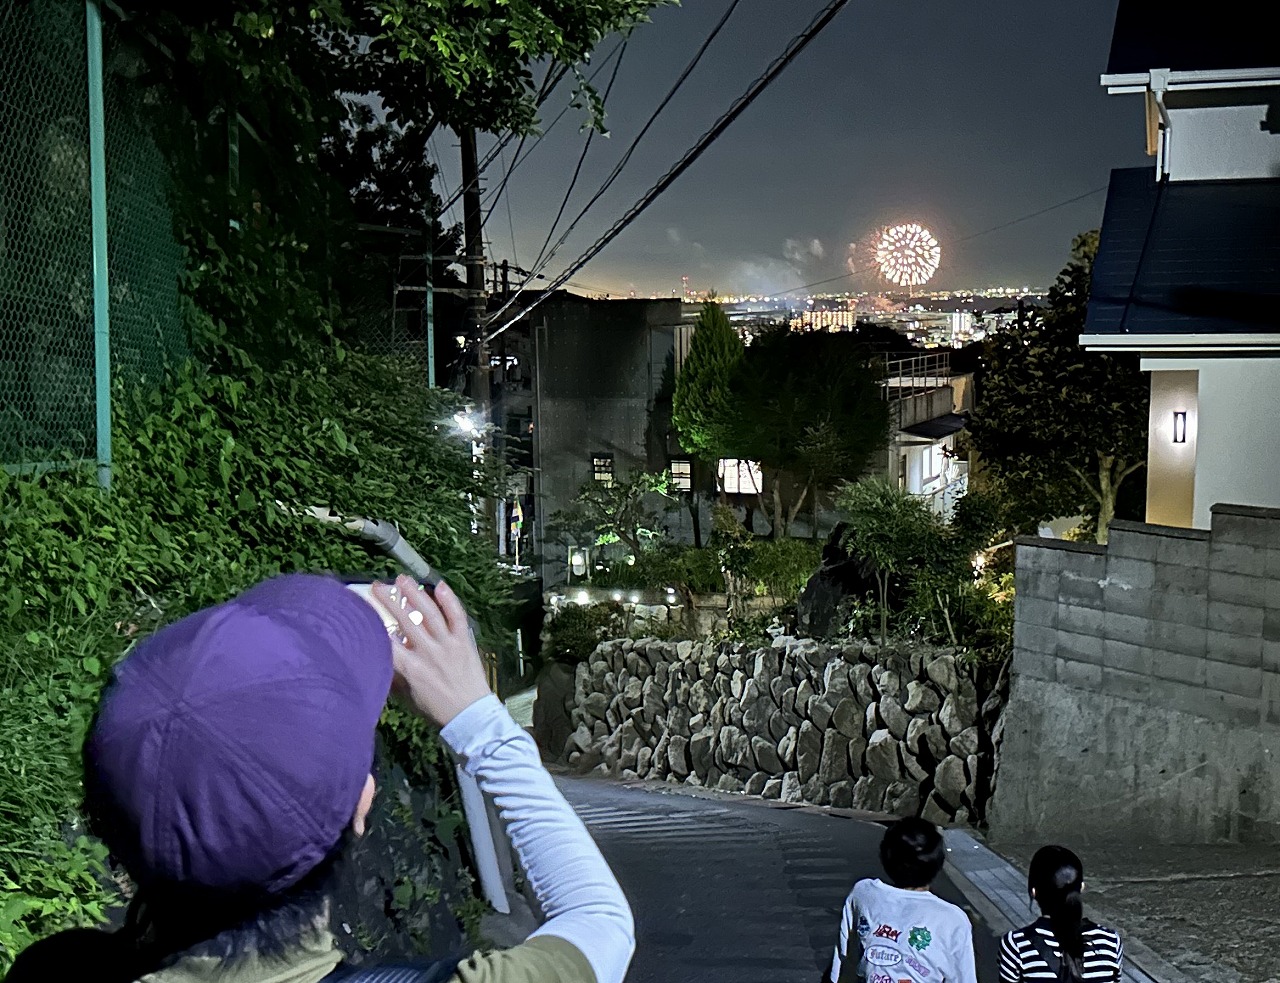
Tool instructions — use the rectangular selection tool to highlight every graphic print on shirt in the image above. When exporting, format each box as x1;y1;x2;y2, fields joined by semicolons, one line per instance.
904;951;932;977
866;944;904;967
873;924;901;942
858;915;872;937
909;926;932;952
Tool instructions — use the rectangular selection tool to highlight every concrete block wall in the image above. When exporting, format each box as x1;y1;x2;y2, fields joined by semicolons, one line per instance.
990;504;1280;844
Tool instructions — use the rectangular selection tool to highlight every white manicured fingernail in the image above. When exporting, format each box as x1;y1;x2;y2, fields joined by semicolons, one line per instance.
408;610;424;626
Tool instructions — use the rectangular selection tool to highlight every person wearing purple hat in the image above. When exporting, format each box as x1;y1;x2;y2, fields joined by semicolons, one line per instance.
6;573;634;983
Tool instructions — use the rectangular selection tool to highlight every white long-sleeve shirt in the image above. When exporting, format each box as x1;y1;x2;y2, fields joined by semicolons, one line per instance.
441;696;636;983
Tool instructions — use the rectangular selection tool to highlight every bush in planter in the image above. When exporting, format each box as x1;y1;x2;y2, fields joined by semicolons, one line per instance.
542;602;626;668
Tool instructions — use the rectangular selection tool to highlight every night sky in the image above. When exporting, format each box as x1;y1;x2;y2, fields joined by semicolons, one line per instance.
434;0;1149;298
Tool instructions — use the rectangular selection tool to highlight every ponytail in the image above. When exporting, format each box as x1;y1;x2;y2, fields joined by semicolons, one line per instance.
1028;845;1090;983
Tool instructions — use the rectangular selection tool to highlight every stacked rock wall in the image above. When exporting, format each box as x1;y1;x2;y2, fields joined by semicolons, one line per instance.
562;635;1005;824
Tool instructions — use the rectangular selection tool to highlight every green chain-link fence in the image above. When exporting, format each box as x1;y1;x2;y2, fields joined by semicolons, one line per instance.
0;0;185;474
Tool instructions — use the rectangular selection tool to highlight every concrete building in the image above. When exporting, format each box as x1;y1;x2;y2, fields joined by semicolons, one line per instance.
882;353;974;519
1081;0;1280;529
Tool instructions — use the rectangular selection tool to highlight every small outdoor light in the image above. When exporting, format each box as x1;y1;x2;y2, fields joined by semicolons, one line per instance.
1173;411;1188;444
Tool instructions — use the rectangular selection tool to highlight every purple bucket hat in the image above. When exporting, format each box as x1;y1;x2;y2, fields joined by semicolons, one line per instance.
85;573;393;896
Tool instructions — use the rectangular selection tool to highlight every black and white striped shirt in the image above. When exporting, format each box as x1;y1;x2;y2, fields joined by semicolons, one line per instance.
998;919;1122;981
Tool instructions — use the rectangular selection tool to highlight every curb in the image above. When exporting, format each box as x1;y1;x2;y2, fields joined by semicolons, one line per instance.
941;829;1194;983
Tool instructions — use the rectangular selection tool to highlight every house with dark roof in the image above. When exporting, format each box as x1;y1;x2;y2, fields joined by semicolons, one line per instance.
1081;0;1280;528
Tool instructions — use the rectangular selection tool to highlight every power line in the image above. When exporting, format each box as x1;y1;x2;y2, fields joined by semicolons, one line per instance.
779;185;1111;295
499;142;520;267
482;38;628;218
528;40;630;276
485;0;852;341
529;0;743;277
437;61;571;216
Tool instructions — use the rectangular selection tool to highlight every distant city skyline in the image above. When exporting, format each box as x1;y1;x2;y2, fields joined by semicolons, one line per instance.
433;0;1146;300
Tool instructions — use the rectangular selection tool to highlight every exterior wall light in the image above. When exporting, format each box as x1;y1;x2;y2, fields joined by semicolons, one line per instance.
1173;411;1187;444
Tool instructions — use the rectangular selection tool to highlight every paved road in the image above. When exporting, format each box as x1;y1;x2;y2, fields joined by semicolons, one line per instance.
557;776;1001;983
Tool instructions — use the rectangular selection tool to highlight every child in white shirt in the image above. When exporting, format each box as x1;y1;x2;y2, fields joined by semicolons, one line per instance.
831;817;978;983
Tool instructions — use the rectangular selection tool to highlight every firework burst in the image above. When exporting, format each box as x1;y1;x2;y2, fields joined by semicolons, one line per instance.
875;223;941;287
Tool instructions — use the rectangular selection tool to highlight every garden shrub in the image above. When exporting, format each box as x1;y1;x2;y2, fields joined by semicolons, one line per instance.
542;602;626;668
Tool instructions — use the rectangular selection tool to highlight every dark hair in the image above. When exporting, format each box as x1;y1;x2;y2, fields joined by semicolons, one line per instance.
879;818;946;889
1028;845;1091;982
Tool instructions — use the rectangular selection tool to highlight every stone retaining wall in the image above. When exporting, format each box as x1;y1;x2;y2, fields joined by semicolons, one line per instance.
562;635;1005;824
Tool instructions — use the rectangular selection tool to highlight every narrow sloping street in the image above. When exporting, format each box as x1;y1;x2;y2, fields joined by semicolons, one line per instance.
558;776;1001;983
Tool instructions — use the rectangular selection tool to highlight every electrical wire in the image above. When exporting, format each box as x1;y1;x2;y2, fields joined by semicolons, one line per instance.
527;40;630;276
484;0;852;341
528;0;743;274
482;38;628;216
499;142;521;268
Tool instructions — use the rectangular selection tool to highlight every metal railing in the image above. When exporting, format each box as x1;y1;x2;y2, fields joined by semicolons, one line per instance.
882;352;952;402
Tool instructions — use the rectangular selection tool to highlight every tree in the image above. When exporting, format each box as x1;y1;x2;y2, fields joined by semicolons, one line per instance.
839;477;948;645
672;302;744;464
554;471;678;558
968;232;1149;543
726;329;890;538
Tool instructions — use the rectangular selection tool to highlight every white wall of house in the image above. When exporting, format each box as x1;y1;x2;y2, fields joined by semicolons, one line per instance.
1142;357;1280;528
1166;97;1280;181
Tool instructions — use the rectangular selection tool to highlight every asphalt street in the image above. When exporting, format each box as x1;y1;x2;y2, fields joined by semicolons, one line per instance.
557;776;1001;983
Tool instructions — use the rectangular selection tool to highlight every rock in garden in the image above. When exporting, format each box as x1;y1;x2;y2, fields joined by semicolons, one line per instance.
939;694;977;737
668;705;692;739
768;710;788;743
745;772;769;796
903;753;929;784
878;669;903;701
796;678;815;710
721;726;752;768
832;698;861;739
731;670;747;699
728;704;745;728
950;727;981;759
676;640;694;660
770;675;786;704
591;720;608;740
819;729;851;785
636;746;653;776
621;676;644;709
879;695;910;740
809;696;834;731
717;774;745;793
824;662;853;699
934;755;968;809
865;702;880;737
926;654;958;693
847;735;867;776
689;728;714;776
866;729;903;783
884;781;922;817
688;679;712;715
829;781;854;809
852;663;875;703
752;735;783;774
583;692;609;721
762;777;783;800
921;792;952;825
569;722;594;754
906;718;949;762
904;680;941;716
780;771;803;804
652;735;670;778
778;726;799;769
782;686;798;717
802;777;828;805
851;776;890;812
743;699;771;735
797;721;823;783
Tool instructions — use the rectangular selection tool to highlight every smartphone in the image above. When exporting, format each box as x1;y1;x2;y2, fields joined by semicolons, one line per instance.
345;581;400;636
345;578;479;642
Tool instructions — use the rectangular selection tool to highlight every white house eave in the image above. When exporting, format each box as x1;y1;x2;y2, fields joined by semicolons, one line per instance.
1101;66;1280;93
1080;333;1280;354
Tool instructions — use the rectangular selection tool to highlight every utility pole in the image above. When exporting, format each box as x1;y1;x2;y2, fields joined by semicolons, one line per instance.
461;129;490;419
